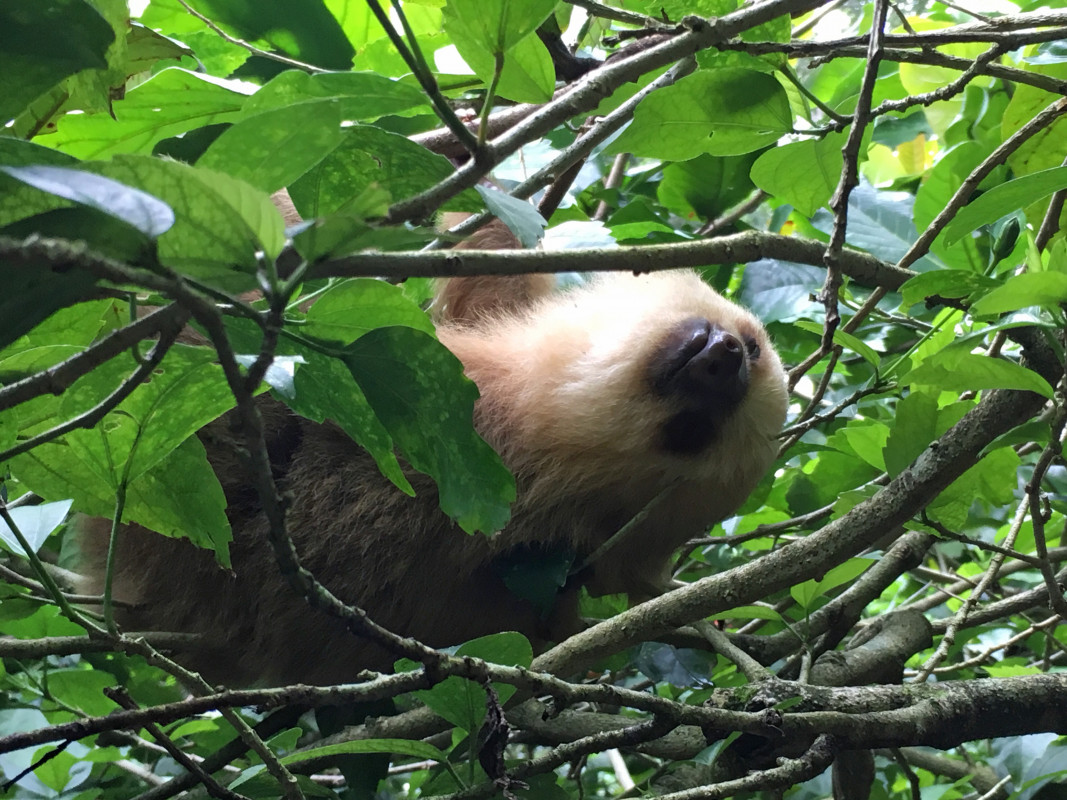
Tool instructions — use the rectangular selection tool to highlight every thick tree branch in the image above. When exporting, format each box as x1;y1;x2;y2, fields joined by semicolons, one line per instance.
309;230;912;289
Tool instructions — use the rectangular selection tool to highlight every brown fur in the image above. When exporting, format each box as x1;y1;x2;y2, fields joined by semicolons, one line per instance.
80;225;788;686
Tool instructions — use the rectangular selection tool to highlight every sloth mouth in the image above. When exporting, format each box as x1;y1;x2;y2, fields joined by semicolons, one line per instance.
651;317;750;408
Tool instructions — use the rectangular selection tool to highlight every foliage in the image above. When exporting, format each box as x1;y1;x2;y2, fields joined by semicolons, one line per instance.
2;0;1067;798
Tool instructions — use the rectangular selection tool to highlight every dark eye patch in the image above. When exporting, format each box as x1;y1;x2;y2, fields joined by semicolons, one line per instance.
745;338;761;360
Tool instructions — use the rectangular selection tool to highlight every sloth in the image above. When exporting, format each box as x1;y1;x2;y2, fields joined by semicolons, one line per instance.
80;225;788;686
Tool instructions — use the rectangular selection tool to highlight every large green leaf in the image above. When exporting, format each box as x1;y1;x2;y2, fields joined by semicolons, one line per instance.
223;291;422;496
183;0;355;70
1;164;174;237
288;125;471;217
611;68;792;160
0;250;99;352
279;739;446;767
0;300;116;377
905;348;1053;399
342;326;515;534
0;0;114;123
445;11;555;103
942;167;1067;245
302;278;435;343
899;270;997;308
882;389;939;478
92;155;285;282
970;271;1067;316
751;132;846;217
927;446;1020;528
58;345;236;486
12;435;232;564
242;70;431;121
443;0;556;52
401;632;533;732
48;69;246;159
198;100;346;193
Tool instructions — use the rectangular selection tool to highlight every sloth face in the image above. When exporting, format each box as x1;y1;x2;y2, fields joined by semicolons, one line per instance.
648;316;759;456
441;270;788;504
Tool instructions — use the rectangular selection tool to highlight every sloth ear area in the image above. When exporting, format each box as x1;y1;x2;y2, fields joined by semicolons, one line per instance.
433;218;556;325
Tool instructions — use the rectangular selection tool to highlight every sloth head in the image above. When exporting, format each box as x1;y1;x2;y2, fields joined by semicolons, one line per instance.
439;270;788;509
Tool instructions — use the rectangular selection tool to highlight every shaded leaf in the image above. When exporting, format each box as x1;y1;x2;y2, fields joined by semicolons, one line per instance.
0;0;114;123
1;165;174;237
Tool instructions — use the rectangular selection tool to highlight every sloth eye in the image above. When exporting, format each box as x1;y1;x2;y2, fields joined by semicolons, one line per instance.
744;337;761;360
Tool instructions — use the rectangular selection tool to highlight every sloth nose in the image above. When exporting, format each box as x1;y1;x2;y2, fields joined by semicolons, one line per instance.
651;317;750;405
685;323;748;403
704;327;744;378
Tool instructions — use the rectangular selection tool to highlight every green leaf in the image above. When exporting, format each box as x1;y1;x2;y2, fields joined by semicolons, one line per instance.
750;133;846;217
0;136;79;168
291;216;435;262
838;422;889;471
279;739;446;767
91;155;284;284
941;167;1067;245
289;125;470;218
199;100;347;193
126;23;194;74
0;300;117;377
657;153;757;221
0;500;72;556
32;748;81;793
12;435;232;565
1;165;175;237
303;278;435;344
791;557;874;611
714;605;785;621
883;390;939;477
969;271;1067;316
899;270;998;308
342;327;515;534
914;142;986;271
611;68;792;160
927;446;1020;528
47;669;121;716
224;314;413;495
123;436;232;563
905;349;1053;399
408;633;533;732
794;320;879;368
1;207;155;264
0;0;115;123
443;0;556;52
242;70;431;121
182;0;356;71
476;187;546;248
48;68;246;159
60;345;236;486
447;17;555;103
